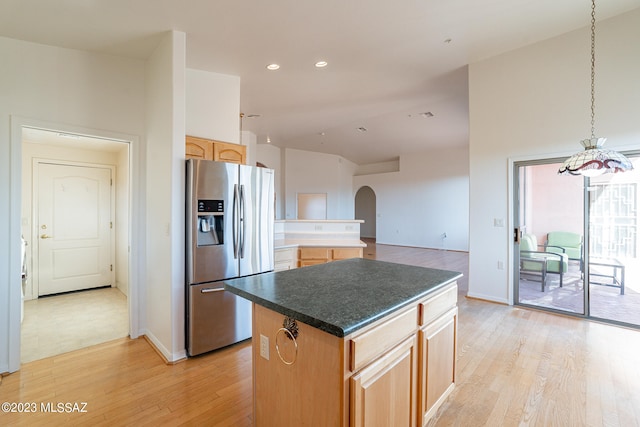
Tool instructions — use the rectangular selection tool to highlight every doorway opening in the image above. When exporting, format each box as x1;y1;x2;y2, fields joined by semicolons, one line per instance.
20;127;131;363
355;186;376;240
514;155;640;328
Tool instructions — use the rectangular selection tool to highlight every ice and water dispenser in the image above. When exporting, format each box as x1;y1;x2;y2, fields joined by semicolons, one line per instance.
197;200;224;246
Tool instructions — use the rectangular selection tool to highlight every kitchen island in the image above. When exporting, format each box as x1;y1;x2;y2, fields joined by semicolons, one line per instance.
224;258;462;427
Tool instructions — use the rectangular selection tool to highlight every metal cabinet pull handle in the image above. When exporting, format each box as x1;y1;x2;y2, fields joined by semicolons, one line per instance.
40;234;53;239
201;288;224;293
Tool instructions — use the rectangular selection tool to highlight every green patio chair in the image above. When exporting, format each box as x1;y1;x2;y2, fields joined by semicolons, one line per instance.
545;231;583;268
520;233;569;291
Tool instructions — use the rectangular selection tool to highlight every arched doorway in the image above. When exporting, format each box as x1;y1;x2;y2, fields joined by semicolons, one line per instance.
355;186;376;239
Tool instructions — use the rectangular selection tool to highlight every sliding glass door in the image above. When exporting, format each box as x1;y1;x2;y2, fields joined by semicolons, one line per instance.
587;157;640;326
515;160;585;315
514;155;640;328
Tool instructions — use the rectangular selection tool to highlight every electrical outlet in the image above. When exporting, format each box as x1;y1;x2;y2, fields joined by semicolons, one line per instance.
260;334;269;360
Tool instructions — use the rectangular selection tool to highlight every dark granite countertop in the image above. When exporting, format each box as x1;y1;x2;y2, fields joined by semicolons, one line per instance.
224;258;462;338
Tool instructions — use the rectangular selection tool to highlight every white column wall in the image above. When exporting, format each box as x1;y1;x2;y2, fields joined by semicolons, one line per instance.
144;31;187;362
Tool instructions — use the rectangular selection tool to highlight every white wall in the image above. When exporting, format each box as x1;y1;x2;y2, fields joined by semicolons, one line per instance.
354;147;469;251
256;142;283;219
468;9;640;303
186;68;240;144
284;148;358;219
144;31;186;362
0;36;146;373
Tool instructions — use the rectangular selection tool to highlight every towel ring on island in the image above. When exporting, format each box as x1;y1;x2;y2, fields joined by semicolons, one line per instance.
275;316;299;365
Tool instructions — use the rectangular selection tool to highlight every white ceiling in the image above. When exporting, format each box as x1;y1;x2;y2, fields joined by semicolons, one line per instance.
2;0;639;164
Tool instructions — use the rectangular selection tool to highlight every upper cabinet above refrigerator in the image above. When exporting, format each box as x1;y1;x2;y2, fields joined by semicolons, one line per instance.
185;135;247;165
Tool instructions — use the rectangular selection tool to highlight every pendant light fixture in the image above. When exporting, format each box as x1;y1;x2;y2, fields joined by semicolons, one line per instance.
558;0;633;177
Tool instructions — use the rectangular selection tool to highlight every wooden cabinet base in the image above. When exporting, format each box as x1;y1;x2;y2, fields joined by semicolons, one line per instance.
253;304;343;426
251;282;457;426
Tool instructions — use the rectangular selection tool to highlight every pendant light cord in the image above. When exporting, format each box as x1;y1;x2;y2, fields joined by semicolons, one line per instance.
590;0;596;139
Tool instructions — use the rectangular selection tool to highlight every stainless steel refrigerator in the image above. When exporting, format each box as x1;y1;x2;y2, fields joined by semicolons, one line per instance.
186;159;274;356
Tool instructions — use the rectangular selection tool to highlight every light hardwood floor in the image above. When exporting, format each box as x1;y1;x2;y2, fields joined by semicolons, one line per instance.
2;242;639;426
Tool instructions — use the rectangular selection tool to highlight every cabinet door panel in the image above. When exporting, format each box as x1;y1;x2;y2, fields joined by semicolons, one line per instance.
213;141;246;164
350;335;417;427
418;308;457;424
186;136;213;160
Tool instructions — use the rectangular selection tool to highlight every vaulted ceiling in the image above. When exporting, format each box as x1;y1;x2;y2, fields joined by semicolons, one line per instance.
2;0;639;164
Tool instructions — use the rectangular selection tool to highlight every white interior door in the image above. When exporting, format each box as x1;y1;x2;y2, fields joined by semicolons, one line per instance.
37;162;112;296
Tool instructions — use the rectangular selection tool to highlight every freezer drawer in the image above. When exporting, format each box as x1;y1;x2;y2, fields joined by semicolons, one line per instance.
187;282;252;356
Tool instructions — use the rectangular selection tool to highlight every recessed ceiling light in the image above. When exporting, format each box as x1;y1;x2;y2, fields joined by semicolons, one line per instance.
357;127;368;132
444;38;452;44
266;63;280;71
315;61;328;68
420;112;434;118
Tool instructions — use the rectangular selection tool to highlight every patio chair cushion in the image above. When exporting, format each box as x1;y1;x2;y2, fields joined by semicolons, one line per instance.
521;233;568;274
546;231;583;261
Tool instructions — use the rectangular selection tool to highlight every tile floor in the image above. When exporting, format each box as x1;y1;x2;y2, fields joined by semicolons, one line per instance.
20;286;129;363
518;261;640;326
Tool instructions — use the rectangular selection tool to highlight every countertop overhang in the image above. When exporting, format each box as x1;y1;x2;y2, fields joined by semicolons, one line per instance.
224;258;462;338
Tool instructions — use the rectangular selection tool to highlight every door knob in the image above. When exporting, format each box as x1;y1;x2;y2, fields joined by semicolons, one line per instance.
40;234;53;239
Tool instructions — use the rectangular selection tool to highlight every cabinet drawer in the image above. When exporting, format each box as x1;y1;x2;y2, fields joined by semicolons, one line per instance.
349;306;418;372
419;283;457;326
299;247;330;260
275;248;295;262
299;259;327;267
332;247;363;260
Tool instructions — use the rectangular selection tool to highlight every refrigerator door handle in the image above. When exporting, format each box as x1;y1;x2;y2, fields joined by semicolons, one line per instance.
239;184;246;258
233;183;239;259
200;288;224;293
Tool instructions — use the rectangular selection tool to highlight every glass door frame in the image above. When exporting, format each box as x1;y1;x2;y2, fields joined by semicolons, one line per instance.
513;157;588;318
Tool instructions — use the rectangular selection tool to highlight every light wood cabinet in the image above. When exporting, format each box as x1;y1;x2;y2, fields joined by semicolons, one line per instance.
185;135;246;164
212;140;246;164
417;283;457;426
185;135;213;160
274;247;297;272
298;246;363;267
251;281;457;426
350;335;418;427
418;308;457;425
